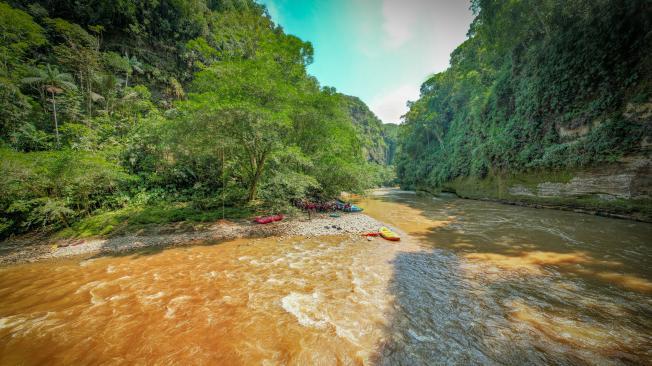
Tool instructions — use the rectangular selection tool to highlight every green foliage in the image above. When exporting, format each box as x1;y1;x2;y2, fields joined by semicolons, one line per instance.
0;77;33;140
130;57;376;207
381;123;399;165
0;0;392;239
396;0;651;190
22;64;79;146
0;2;45;74
0;148;133;237
57;202;253;239
342;95;390;164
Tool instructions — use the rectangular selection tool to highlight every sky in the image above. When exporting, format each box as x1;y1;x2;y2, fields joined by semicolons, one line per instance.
257;0;474;124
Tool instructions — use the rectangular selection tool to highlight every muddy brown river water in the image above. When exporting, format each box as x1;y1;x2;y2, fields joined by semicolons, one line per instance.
1;189;651;365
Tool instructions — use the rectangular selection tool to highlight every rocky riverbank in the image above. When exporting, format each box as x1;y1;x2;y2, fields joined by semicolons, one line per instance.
430;157;652;223
0;213;385;266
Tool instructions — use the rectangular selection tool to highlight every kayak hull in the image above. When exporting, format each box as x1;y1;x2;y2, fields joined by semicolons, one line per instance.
379;226;400;241
254;214;284;224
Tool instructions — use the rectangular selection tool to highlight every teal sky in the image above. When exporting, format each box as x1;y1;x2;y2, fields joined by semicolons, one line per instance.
257;0;473;124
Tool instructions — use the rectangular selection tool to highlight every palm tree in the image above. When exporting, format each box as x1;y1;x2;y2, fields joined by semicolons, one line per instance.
124;53;143;88
23;65;77;146
94;73;118;114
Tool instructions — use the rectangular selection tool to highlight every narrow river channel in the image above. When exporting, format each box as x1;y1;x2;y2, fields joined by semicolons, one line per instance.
1;189;651;365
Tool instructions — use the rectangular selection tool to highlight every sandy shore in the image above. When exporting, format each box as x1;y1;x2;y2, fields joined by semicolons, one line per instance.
0;213;385;266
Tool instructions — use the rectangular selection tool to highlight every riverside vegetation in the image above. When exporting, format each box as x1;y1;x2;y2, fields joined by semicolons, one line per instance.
2;0;650;243
394;0;652;220
0;0;397;240
1;2;651;364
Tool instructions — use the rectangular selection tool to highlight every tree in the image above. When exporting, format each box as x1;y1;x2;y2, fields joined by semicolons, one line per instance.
0;2;45;75
233;108;285;201
22;65;78;147
48;17;102;119
0;77;33;142
185;59;297;202
95;72;119;114
124;53;143;88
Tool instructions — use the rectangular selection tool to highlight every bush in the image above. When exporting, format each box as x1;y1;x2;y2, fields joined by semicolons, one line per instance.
0;148;134;237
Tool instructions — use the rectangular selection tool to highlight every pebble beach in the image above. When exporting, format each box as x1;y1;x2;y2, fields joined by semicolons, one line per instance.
0;213;386;265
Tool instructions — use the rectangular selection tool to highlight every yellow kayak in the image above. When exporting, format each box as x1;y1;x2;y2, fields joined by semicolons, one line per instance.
379;227;400;241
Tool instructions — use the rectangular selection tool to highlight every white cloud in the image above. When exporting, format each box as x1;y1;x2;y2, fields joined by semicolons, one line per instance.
381;0;470;56
369;0;472;123
369;84;421;124
381;0;418;47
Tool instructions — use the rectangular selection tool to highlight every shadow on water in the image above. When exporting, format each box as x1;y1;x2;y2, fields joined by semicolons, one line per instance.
372;249;652;365
371;250;517;365
365;190;652;365
370;250;600;365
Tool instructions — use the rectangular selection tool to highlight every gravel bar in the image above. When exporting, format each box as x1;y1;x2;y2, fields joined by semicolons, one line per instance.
0;213;386;266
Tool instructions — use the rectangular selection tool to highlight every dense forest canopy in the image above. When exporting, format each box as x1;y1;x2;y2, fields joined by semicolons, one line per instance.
0;0;395;238
395;0;651;190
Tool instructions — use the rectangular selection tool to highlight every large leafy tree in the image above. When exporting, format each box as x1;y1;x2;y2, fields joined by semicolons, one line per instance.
183;59;295;202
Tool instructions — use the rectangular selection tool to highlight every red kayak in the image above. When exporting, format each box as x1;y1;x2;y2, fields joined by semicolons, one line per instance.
254;214;284;224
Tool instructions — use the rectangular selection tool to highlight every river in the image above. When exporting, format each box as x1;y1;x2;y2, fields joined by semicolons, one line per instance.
1;189;650;365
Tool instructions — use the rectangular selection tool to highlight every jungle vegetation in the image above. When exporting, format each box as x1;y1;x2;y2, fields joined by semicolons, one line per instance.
395;0;651;191
0;0;395;238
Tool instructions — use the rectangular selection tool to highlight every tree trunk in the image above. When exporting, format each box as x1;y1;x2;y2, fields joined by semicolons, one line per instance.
247;154;267;202
79;72;84;99
433;129;443;145
125;70;129;88
87;75;92;119
51;90;60;147
247;166;262;202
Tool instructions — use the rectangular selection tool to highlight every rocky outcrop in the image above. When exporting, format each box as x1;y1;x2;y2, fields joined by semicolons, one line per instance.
511;173;636;200
516;158;650;201
443;155;652;222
